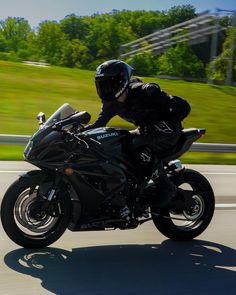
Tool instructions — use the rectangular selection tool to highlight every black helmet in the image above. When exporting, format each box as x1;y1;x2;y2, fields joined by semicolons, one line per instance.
95;60;133;101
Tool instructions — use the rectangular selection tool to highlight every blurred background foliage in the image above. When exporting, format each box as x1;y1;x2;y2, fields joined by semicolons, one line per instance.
0;5;236;162
0;4;234;80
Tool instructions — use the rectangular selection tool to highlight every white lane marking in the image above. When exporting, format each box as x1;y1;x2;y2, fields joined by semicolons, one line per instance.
0;171;26;173
203;172;236;175
216;204;236;209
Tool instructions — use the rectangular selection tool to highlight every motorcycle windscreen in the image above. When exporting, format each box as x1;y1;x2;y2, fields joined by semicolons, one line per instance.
45;103;77;127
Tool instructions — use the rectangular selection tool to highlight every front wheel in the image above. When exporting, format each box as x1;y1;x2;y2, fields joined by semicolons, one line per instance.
1;175;71;248
151;169;215;241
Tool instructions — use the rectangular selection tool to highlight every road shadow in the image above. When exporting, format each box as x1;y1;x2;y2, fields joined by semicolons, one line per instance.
4;239;236;295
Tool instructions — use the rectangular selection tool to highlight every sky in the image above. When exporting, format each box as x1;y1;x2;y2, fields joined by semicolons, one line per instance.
0;0;235;27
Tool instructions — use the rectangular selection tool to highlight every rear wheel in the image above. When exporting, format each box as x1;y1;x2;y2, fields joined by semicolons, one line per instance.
151;169;215;241
1;176;71;248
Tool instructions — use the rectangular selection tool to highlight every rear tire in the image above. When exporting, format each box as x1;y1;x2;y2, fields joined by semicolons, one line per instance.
1;176;71;248
151;169;215;241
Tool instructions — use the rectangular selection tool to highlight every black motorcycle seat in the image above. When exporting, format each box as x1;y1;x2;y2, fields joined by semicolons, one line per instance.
158;128;206;161
125;127;205;163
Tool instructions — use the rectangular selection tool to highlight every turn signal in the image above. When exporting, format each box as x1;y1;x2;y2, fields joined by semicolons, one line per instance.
64;167;74;176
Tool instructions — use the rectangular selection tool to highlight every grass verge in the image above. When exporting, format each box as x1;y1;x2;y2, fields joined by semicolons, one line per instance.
0;61;236;163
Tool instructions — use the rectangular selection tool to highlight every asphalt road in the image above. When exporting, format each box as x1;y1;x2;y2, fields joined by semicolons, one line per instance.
0;162;236;295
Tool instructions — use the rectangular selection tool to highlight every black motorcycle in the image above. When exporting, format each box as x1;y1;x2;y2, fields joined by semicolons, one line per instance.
1;103;215;248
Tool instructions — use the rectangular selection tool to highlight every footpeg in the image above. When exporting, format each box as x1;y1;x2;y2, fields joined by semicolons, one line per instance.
120;205;130;218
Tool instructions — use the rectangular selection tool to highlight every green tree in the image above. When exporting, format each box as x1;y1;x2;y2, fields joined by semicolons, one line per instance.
113;10;163;37
157;42;205;78
126;52;157;76
85;15;135;61
165;5;196;27
0;17;31;52
60;14;89;41
0;6;202;69
111;6;195;38
208;26;236;82
37;21;68;64
0;34;7;52
60;39;92;68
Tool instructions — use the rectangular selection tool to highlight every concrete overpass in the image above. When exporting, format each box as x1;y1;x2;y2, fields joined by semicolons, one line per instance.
120;12;224;58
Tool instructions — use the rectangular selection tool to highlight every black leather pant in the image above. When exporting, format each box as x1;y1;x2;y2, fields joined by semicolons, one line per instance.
131;124;181;206
132;123;181;151
130;123;181;173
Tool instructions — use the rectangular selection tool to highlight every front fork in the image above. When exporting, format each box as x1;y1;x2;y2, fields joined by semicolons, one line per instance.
41;173;63;209
46;173;62;200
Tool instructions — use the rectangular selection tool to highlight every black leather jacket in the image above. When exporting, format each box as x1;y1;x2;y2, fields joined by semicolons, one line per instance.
89;79;179;130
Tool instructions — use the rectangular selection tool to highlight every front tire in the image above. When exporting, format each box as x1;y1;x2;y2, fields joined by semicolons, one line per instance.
1;176;71;248
151;169;215;241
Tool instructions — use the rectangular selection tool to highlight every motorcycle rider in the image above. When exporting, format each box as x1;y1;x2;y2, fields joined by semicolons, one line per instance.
84;59;191;212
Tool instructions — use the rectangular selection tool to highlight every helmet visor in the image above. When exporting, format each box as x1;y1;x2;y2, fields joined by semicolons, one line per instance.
95;78;113;100
95;73;128;101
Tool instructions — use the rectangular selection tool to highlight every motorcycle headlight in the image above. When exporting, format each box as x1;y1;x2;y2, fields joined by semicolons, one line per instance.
24;140;33;159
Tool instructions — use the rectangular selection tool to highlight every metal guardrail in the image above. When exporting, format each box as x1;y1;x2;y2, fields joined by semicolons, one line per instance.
0;134;236;153
0;134;31;145
190;143;236;153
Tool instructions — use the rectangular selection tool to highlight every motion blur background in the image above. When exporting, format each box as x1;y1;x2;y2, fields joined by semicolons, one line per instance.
0;1;235;163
